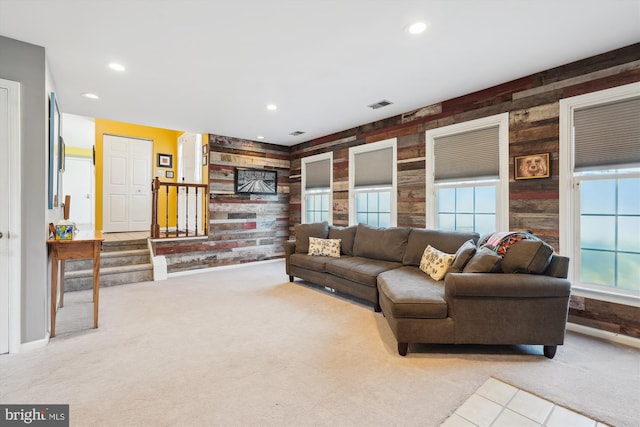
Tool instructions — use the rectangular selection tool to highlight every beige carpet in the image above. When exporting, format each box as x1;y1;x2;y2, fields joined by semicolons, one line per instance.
1;260;639;427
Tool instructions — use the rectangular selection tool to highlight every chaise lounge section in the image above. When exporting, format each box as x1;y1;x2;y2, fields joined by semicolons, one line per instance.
284;222;572;358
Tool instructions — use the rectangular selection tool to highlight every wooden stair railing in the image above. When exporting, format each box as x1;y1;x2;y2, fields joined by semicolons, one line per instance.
151;177;209;239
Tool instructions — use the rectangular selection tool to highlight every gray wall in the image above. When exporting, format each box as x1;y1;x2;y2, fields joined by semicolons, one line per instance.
0;36;48;343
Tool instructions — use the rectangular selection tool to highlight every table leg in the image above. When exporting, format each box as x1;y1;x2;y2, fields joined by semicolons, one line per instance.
50;251;58;338
59;260;65;307
93;242;100;329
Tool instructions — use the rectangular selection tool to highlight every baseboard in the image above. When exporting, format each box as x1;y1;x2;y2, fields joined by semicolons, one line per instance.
167;258;283;278
567;322;640;349
17;334;50;353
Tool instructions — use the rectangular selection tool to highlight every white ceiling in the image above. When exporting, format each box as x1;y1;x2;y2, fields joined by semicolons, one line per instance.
1;1;639;146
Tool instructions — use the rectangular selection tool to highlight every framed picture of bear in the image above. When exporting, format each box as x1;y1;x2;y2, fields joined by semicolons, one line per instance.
515;153;550;180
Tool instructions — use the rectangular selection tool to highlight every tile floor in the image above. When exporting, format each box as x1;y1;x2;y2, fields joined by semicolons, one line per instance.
441;378;609;427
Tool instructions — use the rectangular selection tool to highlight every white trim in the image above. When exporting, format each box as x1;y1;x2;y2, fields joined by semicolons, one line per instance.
425;113;509;230
18;334;50;353
559;82;640;286
348;138;398;226
0;78;22;354
167;258;282;278
567;322;640;350
301;152;333;225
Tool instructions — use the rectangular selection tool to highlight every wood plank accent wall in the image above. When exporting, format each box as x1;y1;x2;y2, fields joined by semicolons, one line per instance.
153;135;290;273
289;43;640;339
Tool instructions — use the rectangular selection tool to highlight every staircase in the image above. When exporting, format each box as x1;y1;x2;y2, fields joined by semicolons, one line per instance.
63;238;154;292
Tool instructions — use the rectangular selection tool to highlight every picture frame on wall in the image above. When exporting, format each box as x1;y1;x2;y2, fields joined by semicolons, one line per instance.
48;92;61;209
157;153;173;168
166;170;174;179
234;168;277;195
514;153;550;180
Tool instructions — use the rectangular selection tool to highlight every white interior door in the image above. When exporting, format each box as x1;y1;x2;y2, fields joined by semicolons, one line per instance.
0;78;20;355
0;84;11;354
103;135;152;232
63;156;94;229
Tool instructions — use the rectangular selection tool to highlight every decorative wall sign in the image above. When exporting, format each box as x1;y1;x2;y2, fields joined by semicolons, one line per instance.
514;153;550;180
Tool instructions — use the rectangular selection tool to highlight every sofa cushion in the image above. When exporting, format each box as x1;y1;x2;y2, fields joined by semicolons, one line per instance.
289;253;330;272
328;225;357;256
448;239;477;274
294;222;329;253
403;229;480;266
325;256;402;287
378;267;448;319
502;239;554;274
308;237;341;257
462;247;503;273
419;245;455;281
352;223;411;263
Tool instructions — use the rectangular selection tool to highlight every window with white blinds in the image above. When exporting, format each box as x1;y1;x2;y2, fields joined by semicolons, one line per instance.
574;96;640;171
434;126;500;181
302;153;332;224
349;139;397;226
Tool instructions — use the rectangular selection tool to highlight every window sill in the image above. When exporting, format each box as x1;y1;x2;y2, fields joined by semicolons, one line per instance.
571;286;640;308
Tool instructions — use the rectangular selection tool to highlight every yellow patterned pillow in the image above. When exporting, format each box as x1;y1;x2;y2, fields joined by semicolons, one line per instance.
308;237;342;257
419;245;455;281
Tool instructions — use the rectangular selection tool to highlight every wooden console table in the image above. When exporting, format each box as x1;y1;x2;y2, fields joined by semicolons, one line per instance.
47;231;104;338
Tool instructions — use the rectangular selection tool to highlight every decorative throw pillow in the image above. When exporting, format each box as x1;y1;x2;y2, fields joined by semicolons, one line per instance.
502;239;554;274
448;239;477;274
307;237;341;257
419;245;456;281
462;247;503;273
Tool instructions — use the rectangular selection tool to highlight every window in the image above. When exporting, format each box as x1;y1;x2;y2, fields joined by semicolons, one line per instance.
349;139;397;227
302;153;332;224
426;113;509;234
560;83;640;301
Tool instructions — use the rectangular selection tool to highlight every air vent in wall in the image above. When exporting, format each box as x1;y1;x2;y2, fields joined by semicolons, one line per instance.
368;100;393;109
290;131;305;136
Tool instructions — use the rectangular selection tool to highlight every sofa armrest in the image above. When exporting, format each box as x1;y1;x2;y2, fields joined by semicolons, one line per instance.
284;240;296;275
445;273;571;299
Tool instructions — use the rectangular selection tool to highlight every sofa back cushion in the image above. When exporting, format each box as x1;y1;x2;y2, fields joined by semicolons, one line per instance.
502;239;554;274
352;223;411;262
403;229;480;266
294;222;329;253
328;225;358;256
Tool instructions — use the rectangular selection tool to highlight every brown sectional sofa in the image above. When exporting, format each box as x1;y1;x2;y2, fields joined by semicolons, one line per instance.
284;222;572;358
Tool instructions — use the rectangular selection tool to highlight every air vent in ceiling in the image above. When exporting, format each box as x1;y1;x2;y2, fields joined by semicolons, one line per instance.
290;131;305;136
368;99;393;109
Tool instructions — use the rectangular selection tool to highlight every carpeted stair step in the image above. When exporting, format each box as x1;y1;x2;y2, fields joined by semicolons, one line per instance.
63;249;151;272
63;263;154;292
101;238;148;252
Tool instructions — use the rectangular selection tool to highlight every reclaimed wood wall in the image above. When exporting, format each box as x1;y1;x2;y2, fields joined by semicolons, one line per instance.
154;135;290;273
289;43;640;338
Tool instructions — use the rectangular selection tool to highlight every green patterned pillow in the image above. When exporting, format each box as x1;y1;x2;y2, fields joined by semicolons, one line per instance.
419;245;455;281
308;237;341;257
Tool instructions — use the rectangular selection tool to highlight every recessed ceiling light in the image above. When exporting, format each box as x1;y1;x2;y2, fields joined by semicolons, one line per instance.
408;21;427;35
82;92;100;100
266;104;278;111
108;62;126;72
257;136;265;140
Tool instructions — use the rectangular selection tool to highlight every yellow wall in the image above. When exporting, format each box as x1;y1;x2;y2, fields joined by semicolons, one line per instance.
95;119;182;231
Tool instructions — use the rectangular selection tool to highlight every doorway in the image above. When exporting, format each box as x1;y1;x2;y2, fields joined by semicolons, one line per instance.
64;156;94;229
103;135;152;232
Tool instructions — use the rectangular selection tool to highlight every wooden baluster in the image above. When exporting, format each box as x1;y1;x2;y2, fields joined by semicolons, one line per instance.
151;177;160;238
165;185;169;238
185;186;190;237
195;187;199;237
175;186;180;237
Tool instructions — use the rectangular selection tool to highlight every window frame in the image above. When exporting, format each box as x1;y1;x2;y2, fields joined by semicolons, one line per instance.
349;138;397;227
425;113;509;232
301;152;333;225
559;82;640;306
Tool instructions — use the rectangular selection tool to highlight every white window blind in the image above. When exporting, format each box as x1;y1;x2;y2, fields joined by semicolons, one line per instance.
305;159;330;189
574;96;640;170
434;126;499;181
354;147;393;187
